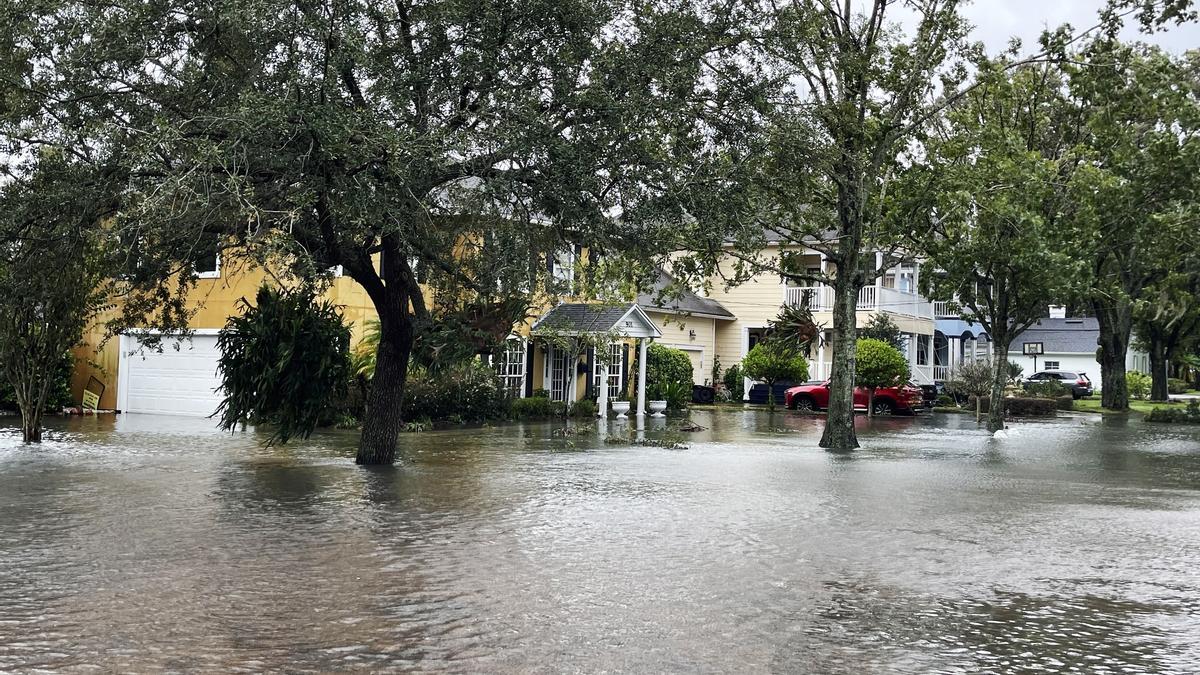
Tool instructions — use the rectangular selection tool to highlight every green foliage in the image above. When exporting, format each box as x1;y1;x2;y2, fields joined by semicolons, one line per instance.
741;342;808;410
216;285;351;444
1146;400;1200;424
1007;362;1025;384
402;361;508;424
710;355;722;389
1168;378;1189;395
935;393;956;408
643;344;694;391
0;155;112;441
532;388;550;399
0;352;75;413
1126;371;1152;400
570;399;598;418
765;304;820;354
1055;396;1075;411
859;314;903;351
722;364;744;403
1025;380;1070;399
854;339;909;390
660;381;692;411
511;396;553;419
1004;398;1058;417
944;360;993;399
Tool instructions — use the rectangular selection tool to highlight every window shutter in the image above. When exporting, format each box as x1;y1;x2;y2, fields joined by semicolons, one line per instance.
585;347;595;398
524;341;535;397
622;343;630;396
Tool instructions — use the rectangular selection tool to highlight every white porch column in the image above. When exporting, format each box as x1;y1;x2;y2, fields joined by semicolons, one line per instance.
597;357;609;418
636;337;648;417
817;332;826;380
875;251;884;292
948;336;960;372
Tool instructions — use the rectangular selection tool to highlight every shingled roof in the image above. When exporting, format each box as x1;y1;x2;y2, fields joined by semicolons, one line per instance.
532;303;662;338
636;270;734;319
1010;317;1100;354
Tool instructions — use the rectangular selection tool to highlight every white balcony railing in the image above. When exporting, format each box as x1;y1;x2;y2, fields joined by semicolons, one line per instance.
933;301;952;318
933;365;949;382
785;285;932;320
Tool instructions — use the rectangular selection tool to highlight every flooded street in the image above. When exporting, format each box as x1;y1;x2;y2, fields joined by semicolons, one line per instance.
1;409;1199;673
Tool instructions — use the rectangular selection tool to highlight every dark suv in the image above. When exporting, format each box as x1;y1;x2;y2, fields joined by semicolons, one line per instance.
1025;370;1093;399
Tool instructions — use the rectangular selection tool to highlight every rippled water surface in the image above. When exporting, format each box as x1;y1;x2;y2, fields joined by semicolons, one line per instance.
2;409;1199;673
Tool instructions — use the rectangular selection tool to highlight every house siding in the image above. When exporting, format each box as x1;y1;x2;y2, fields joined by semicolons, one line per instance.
645;311;718;385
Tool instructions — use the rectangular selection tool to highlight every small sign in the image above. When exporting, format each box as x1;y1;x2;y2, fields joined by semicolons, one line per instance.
81;390;100;413
1022;342;1044;355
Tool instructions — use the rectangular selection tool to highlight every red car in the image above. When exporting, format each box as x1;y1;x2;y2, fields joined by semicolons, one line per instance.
784;380;924;415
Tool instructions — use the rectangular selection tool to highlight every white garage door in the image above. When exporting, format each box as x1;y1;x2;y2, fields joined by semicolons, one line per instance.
118;334;224;417
682;349;704;385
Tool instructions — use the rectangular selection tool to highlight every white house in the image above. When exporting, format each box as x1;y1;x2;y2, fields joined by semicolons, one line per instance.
1007;316;1150;390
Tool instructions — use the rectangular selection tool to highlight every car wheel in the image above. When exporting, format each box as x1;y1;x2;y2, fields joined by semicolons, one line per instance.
871;400;895;416
793;396;816;412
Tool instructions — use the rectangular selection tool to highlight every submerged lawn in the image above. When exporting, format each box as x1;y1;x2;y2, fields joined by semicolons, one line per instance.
1073;396;1188;415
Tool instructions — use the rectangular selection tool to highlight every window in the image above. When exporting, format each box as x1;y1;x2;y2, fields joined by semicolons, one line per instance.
1044;361;1060;371
592;343;624;399
193;234;221;279
495;338;526;397
916;334;930;366
551;248;575;290
547;347;571;402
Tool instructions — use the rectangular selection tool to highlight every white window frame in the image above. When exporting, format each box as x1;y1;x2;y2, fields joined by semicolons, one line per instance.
546;346;572;403
552;248;576;288
1043;360;1060;371
592;343;624;400
495;337;526;398
195;253;221;279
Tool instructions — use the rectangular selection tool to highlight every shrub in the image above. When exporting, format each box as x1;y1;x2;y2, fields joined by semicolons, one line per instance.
1055;395;1074;411
1127;371;1151;400
722;364;744;402
1025;380;1069;399
935;393;956;408
0;351;74;413
1146;400;1200;423
660;380;691;411
571;399;597;418
1006;361;1024;384
1004;397;1057;417
1168;378;1189;395
402;360;507;424
217;285;351;444
741;342;808;410
643;343;694;390
532;388;550;399
511;396;552;418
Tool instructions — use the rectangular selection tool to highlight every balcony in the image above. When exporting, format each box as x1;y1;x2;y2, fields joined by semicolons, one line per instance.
784;285;933;320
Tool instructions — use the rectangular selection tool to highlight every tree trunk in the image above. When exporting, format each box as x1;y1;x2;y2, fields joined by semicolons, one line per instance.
820;272;861;450
356;312;414;465
866;388;875;418
21;407;42;443
987;335;1011;433
1094;299;1132;410
1148;332;1169;402
766;379;775;411
974;395;981;423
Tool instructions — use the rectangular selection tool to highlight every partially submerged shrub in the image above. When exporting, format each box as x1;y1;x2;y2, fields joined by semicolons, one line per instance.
722;364;744;402
1168;378;1189;395
511;396;552;418
1055;395;1074;411
1025;380;1069;399
402;360;507;424
1146;400;1200;424
1004;397;1057;417
571;399;597;418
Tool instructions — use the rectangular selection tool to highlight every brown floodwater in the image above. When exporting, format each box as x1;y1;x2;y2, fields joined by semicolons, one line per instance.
1;409;1198;673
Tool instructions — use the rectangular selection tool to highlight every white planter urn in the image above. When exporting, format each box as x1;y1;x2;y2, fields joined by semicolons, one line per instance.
611;401;631;419
649;400;668;417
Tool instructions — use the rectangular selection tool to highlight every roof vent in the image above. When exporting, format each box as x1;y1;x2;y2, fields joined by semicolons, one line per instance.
1064;319;1084;324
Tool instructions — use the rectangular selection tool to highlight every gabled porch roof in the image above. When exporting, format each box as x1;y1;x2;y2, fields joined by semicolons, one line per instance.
532;302;663;339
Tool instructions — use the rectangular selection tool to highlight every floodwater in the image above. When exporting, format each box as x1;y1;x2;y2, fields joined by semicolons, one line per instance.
1;409;1199;674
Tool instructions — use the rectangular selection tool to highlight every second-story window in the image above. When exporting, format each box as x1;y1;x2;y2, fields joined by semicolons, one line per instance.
193;234;220;279
552;247;576;291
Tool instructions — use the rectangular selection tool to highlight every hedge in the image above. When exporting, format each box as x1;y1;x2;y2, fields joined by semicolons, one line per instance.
1147;400;1200;424
970;395;1058;417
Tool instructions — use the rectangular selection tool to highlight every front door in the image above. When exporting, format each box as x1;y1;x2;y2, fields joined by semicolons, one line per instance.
548;347;572;403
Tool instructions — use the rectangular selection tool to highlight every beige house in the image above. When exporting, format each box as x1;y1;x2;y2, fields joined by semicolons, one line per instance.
697;242;938;398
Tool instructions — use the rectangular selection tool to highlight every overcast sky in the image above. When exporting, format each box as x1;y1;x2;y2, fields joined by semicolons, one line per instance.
956;0;1198;54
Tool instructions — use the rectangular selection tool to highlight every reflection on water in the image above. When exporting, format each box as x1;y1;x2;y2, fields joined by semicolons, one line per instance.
1;410;1199;672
